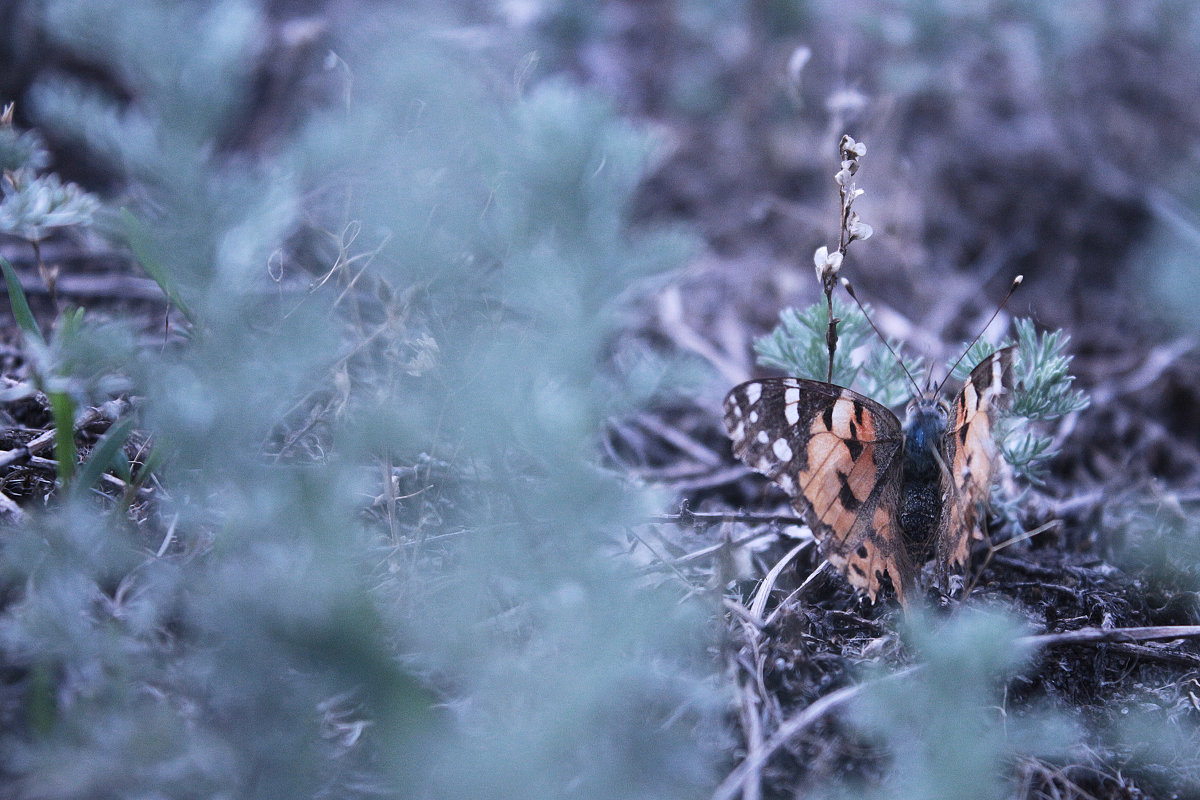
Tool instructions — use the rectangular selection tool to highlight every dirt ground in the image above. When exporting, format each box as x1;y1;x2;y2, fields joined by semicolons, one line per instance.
3;3;1200;799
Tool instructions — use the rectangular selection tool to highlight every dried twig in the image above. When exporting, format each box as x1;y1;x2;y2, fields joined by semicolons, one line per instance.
653;465;758;492
20;402;125;455
1017;625;1200;650
735;677;764;800
748;541;811;622
639;529;777;572
634;411;723;466
0;490;24;522
711;666;919;800
649;509;807;528
0;446;31;470
22;455;154;499
1099;641;1200;668
657;285;747;387
1087;336;1196;406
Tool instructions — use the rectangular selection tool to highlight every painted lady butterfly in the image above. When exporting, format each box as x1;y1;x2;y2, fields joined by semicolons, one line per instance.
723;347;1014;605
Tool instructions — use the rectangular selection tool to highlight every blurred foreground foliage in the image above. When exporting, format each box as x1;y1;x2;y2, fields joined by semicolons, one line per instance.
848;611;1076;800
0;2;719;798
3;2;1200;799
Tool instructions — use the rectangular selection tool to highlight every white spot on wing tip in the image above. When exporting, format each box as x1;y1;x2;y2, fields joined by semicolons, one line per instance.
745;383;762;405
756;430;770;444
783;387;801;425
772;438;793;462
748;410;758;424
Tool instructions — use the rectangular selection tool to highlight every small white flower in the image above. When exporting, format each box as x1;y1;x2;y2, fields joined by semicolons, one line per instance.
840;135;867;159
835;168;853;186
848;216;873;242
813;245;829;270
813;245;843;282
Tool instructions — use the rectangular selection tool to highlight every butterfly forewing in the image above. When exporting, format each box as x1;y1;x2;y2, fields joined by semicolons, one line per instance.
935;347;1015;584
724;378;914;603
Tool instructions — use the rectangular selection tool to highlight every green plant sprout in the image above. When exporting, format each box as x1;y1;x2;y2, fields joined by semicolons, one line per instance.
0;169;98;243
1;255;135;495
0;103;51;172
0;101;100;308
0;101;125;498
753;296;1088;483
996;318;1090;481
0;102;99;239
753;293;924;409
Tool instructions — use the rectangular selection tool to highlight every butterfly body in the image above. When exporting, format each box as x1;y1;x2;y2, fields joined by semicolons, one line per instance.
723;348;1014;605
897;398;950;551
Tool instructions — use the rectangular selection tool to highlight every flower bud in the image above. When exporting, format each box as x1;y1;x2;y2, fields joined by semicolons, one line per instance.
813;245;843;283
848;216;873;242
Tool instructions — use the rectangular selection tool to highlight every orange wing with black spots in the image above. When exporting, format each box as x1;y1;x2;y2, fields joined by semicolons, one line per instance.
723;378;916;604
936;347;1015;586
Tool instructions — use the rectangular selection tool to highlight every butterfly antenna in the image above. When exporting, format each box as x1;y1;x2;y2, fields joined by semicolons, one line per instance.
840;278;923;398
936;274;1023;394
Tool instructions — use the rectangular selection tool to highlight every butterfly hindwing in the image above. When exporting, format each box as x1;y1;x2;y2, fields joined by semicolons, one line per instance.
724;379;914;603
935;346;1015;584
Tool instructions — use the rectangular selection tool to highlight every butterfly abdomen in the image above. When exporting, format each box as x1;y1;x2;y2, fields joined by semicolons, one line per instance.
898;479;940;547
898;404;949;549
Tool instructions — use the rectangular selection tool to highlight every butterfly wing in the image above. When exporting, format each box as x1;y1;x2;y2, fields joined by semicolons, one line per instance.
936;346;1015;585
724;378;914;604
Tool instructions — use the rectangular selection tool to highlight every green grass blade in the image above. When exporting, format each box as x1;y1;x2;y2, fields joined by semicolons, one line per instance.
28;663;57;737
0;255;46;346
120;208;196;324
72;416;135;500
48;390;77;490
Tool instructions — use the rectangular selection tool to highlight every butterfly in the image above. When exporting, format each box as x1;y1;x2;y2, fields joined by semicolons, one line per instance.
723;346;1014;606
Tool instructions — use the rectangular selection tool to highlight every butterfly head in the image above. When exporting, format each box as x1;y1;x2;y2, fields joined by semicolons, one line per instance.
904;394;950;423
903;395;951;466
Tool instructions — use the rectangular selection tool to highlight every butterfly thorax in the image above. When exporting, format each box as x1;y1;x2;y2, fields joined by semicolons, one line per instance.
898;397;950;550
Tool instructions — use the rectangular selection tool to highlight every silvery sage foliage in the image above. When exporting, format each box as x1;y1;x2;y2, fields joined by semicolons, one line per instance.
0;3;721;798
